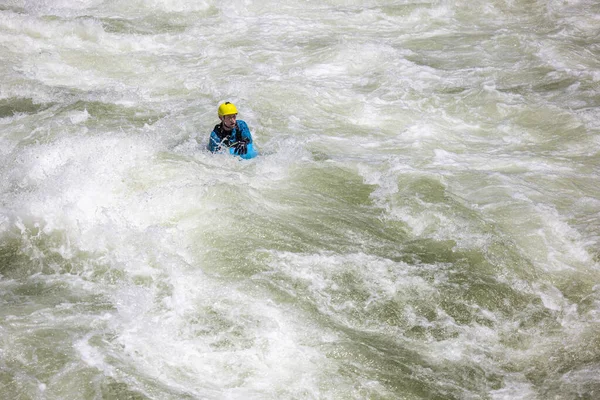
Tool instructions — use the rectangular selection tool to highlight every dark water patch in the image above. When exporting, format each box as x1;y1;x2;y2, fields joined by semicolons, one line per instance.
380;2;435;17
0;233;80;279
0;276;113;317
517;329;600;399
272;164;411;253
532;75;579;94
59;100;167;129
549;269;600;316
100;16;187;35
100;380;149;400
0;4;26;14
37;12;209;35
437;261;536;324
0;278;115;398
2;326;80;381
438;85;469;95
0;219;125;284
0;236;21;276
402;32;498;71
99;7;219;35
327;324;504;399
0;97;51;118
326;334;435;399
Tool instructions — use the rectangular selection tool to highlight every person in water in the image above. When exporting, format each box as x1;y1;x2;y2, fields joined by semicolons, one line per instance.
207;102;253;156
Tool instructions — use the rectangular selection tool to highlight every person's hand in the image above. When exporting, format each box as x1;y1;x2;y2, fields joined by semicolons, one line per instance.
232;139;249;155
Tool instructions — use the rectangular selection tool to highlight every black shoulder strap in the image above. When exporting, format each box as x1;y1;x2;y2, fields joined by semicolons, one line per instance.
214;123;231;145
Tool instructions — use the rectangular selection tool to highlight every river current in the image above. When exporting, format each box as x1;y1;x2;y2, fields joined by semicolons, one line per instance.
1;1;599;399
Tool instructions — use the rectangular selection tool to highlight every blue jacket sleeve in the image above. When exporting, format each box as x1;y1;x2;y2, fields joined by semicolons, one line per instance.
235;120;253;144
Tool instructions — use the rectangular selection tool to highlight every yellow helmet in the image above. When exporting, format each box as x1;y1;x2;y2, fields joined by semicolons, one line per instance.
218;102;238;117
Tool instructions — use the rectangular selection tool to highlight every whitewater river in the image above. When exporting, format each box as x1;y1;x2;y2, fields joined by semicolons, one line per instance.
1;0;599;399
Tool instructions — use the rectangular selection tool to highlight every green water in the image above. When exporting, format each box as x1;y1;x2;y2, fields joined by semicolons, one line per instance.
1;0;600;399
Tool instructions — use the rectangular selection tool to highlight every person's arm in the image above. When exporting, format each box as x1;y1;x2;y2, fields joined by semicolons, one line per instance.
229;121;253;155
236;120;253;144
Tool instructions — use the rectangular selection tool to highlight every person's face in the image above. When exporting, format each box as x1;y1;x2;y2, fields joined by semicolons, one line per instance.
220;114;237;130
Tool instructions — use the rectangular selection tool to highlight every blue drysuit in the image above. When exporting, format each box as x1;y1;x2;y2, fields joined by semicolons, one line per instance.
207;120;253;153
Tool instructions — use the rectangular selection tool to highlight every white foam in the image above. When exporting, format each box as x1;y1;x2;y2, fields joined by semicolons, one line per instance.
1;0;599;398
490;376;536;400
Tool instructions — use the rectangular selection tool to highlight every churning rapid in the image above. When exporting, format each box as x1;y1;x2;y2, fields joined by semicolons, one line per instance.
1;0;599;399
